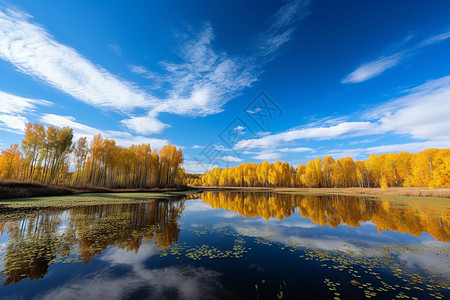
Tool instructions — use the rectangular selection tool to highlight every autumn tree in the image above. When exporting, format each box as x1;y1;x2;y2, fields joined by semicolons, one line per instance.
21;123;45;180
0;144;21;180
197;149;450;189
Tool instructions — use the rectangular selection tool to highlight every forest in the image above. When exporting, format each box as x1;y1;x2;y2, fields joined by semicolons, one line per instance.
2;123;449;190
190;149;450;189
0;123;186;188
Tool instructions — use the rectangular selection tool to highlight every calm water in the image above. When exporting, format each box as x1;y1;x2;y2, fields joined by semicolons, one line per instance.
0;191;449;299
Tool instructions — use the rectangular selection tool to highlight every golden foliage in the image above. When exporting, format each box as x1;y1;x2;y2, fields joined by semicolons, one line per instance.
0;123;186;188
195;149;450;189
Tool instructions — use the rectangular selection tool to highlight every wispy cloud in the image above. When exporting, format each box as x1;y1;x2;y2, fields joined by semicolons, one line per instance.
341;53;404;84
128;64;156;80
0;114;28;134
249;147;312;162
237;121;379;149
109;43;122;56
278;147;313;152
123;0;310;132
366;140;450;154
183;160;219;173
255;0;310;59
0;91;51;133
0;3;310;136
129;64;148;75
420;27;450;46
220;156;243;163
0;8;154;111
253;151;283;162
342;27;450;84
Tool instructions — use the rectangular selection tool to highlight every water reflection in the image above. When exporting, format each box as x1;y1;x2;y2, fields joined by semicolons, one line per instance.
0;200;184;285
0;192;448;300
200;191;450;242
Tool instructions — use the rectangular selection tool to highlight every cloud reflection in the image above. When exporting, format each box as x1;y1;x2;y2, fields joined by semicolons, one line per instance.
39;246;231;300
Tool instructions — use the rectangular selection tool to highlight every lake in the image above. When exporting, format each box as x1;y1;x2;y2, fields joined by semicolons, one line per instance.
0;191;449;299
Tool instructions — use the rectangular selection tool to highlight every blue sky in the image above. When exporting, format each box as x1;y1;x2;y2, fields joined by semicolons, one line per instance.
1;0;450;173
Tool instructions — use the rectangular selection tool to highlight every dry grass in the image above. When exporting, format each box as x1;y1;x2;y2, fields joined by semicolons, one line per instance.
0;181;75;200
0;181;194;200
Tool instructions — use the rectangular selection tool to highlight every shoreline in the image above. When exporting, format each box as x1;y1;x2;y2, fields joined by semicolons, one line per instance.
0;181;197;200
1;181;450;202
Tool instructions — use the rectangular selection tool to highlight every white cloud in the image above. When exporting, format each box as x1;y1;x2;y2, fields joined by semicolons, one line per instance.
377;75;450;140
398;250;449;274
342;53;403;83
278;147;313;152
0;90;51;133
41;114;96;136
343;28;450;84
233;125;246;135
272;0;310;29
366;140;450;154
420;27;450;46
183;160;219;173
316;148;369;160
237;121;379;149
253;151;283;161
128;64;156;80
0;8;154;111
0;91;51;114
129;64;148;74
120;116;170;135
219;211;241;219
219;156;243;163
256;0;310;59
0;114;28;133
102;245;158;265
40;114;169;148
192;145;203;149
185;201;217;212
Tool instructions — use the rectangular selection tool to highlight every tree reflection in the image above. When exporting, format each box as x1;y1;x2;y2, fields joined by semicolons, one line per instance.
201;191;449;243
0;199;184;285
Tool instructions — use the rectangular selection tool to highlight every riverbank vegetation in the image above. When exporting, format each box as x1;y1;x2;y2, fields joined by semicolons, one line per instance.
191;149;450;189
0;123;186;191
0;181;197;200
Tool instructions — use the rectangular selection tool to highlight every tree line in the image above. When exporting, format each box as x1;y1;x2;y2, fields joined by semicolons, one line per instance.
0;123;186;188
189;149;450;189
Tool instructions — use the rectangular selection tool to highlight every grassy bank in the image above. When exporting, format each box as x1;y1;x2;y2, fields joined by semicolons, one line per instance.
0;191;200;210
0;181;196;200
